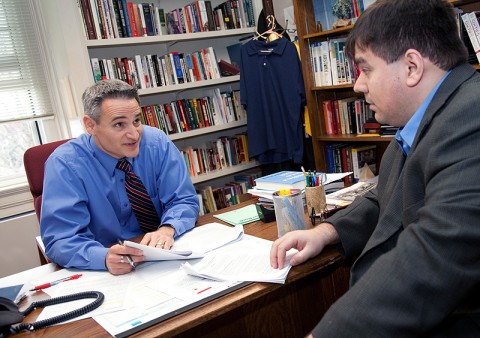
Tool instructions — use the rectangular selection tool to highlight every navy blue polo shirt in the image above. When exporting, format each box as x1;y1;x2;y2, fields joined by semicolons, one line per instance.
240;37;306;164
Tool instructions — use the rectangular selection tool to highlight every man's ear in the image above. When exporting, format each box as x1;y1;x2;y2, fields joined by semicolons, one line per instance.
404;49;423;87
83;115;96;135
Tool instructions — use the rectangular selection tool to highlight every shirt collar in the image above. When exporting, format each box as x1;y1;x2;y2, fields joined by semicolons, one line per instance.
395;70;450;155
88;135;125;176
246;37;288;56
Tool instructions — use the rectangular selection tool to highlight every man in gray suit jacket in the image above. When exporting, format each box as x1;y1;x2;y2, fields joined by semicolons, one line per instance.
271;0;480;336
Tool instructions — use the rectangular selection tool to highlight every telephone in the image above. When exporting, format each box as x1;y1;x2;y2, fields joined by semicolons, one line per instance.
0;291;104;336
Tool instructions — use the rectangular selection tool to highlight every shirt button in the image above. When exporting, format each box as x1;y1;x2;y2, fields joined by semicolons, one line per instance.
120;178;124;182
124;203;128;207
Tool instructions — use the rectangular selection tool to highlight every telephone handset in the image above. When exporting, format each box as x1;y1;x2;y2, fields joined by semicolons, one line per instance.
0;291;104;336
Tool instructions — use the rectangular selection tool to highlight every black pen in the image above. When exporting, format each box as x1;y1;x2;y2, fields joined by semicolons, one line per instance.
117;239;136;271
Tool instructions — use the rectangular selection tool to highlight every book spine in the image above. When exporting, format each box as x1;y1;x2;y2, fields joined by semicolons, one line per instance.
137;4;147;37
172;52;185;84
134;55;146;88
80;0;97;39
142;3;155;36
89;0;104;39
466;12;480;63
126;2;138;37
111;0;125;37
120;0;131;37
204;1;216;31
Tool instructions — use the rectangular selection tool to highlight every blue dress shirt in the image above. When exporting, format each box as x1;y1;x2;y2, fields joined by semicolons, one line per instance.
395;71;450;155
40;126;199;270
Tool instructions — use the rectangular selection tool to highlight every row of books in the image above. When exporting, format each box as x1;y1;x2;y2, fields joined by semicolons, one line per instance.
78;0;166;39
197;171;259;214
90;48;222;89
78;0;255;40
166;0;256;35
310;38;357;87
140;89;246;135
323;97;375;135
325;143;377;183
460;11;480;64
181;133;249;179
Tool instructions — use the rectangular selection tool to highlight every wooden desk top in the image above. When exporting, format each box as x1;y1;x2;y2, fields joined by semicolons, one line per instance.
12;199;346;338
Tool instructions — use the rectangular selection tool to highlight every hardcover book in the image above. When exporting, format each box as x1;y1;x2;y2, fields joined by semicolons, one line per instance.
351;145;377;181
254;171;306;191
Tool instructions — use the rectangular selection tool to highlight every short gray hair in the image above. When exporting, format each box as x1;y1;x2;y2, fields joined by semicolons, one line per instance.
81;79;140;122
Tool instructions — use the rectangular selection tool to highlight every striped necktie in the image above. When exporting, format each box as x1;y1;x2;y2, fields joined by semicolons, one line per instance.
116;159;160;232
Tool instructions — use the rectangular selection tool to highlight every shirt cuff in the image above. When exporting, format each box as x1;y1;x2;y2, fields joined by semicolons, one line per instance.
88;246;110;270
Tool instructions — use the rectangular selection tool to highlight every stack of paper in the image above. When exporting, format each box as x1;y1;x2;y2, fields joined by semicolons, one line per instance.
181;235;296;284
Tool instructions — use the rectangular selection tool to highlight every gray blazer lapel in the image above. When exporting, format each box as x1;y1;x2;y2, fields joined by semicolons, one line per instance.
362;143;406;253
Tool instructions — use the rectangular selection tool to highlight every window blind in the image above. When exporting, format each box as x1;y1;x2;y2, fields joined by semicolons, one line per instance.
0;0;54;124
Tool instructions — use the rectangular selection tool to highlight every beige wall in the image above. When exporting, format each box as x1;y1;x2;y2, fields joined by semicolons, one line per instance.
0;212;41;278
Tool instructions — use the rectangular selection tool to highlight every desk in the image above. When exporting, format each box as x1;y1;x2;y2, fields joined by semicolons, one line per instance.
8;199;350;338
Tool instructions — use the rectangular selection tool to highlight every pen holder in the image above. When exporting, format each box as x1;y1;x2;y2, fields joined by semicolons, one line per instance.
305;185;327;218
272;189;306;238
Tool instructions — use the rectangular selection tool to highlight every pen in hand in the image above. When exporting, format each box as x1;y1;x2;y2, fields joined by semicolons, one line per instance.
29;273;83;291
117;239;136;271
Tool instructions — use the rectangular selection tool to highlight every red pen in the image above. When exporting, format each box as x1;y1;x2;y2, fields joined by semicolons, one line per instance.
29;273;83;291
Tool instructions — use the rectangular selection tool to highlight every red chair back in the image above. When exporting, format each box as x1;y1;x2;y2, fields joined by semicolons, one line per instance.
23;139;70;221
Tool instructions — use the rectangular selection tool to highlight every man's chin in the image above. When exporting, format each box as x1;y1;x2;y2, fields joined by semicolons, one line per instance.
123;147;139;158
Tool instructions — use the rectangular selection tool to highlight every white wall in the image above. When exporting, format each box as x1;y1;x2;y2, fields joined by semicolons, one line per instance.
0;212;41;278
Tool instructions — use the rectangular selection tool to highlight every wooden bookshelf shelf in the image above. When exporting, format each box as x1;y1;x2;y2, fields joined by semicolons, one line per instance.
312;84;355;91
303;25;354;40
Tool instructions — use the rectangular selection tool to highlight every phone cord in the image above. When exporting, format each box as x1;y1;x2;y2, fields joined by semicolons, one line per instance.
11;291;104;333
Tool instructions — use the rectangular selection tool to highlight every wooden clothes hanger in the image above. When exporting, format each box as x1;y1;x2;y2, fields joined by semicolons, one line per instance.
253;15;284;42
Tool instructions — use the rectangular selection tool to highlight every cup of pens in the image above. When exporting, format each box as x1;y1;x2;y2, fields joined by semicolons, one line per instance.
305;172;327;222
272;188;307;238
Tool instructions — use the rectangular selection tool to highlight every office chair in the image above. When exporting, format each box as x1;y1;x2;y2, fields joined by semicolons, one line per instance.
23;139;70;264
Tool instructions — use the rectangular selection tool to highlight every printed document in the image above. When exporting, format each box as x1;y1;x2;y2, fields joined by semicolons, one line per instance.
182;235;296;284
124;222;244;260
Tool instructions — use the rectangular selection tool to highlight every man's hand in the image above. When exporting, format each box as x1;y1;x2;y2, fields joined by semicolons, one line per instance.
140;225;175;249
106;244;144;275
270;222;340;269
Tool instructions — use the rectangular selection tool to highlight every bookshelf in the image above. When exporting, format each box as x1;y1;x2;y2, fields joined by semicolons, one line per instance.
292;0;480;174
70;0;264;195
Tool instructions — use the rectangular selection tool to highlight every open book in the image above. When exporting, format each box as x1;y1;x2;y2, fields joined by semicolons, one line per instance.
326;178;378;206
124;222;244;261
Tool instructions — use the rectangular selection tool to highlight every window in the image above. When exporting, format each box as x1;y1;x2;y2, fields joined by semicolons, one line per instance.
0;0;54;189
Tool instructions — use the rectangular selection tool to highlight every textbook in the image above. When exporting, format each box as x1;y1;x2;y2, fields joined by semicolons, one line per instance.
254;171;306;191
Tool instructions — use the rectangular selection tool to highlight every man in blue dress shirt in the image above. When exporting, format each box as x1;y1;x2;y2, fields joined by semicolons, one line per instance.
41;79;199;275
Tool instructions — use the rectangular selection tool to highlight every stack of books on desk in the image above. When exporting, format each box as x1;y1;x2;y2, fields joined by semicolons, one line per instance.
248;171;350;202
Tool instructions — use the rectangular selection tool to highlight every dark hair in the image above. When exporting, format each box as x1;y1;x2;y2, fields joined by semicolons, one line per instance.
81;79;140;122
345;0;467;70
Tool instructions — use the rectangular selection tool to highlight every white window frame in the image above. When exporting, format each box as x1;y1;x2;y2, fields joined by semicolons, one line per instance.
0;0;72;219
